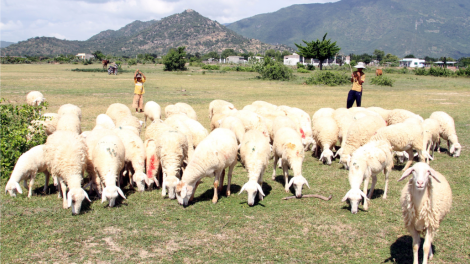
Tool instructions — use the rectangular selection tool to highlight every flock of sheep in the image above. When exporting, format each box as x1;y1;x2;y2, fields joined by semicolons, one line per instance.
6;90;462;264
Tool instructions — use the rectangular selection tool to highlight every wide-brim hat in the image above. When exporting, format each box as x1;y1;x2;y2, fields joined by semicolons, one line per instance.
354;62;366;69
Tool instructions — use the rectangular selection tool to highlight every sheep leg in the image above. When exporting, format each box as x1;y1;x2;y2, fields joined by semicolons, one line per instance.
258;169;265;201
59;178;68;209
23;179;28;189
189;180;201;202
402;149;415;171
144;115;147;128
283;160;289;193
408;227;421;264
426;142;431;164
212;171;221;204
363;174;370;210
43;171;50;194
218;169;225;194
383;168;390;199
226;161;236;197
272;155;278;180
437;138;441;153
28;172;36;198
423;228;433;264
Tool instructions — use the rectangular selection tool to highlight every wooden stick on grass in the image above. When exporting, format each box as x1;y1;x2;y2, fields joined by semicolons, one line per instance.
282;194;332;201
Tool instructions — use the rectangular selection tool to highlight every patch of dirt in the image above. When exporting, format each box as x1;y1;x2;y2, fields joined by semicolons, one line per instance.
102;237;122;252
102;226;122;234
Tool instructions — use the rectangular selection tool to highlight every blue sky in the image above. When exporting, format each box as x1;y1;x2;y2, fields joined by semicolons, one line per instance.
1;0;338;43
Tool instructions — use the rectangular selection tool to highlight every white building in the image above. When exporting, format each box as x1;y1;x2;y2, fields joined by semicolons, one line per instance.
284;53;305;65
399;58;425;68
75;53;95;60
226;56;246;64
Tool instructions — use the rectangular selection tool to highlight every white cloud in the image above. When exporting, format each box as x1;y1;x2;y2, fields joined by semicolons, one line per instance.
0;20;23;31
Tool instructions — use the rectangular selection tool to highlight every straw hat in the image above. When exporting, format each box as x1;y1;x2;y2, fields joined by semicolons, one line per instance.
354;62;366;69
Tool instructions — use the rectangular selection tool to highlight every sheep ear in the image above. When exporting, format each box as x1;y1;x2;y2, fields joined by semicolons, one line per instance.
360;190;369;201
14;182;23;194
67;192;73;208
303;177;310;189
428;168;441;183
319;152;324;161
117;187;126;199
341;190;350;202
398;168;414;181
333;150;340;158
256;183;265;197
238;183;247;195
180;185;187;198
449;144;455;154
287;177;295;189
101;190;107;203
83;189;91;202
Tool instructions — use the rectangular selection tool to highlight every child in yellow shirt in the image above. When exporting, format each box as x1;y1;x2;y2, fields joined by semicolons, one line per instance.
133;69;146;112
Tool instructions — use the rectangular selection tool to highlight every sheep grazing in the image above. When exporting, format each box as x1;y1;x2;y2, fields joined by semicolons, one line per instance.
58;104;82;121
208;99;237;120
341;140;393;214
272;127;310;198
168;114;208;148
339;115;386;169
95;114;115;130
233;110;270;140
26;91;46;106
219;116;245;144
386;109;423;126
117;115;142;135
106;103;132;125
164;115;195;160
423;118;440;162
175;102;197;120
92;135;126;207
278;106;314;151
367;107;390;123
5;145;50;197
398;162;452;264
143;101;161;127
56;113;82;134
239;130;270;206
175;128;238;206
312;116;339;165
44;131;90;215
312;108;335;120
210;112;229;131
272;116;299;142
429;111;461;157
375;69;383;76
144;121;173;188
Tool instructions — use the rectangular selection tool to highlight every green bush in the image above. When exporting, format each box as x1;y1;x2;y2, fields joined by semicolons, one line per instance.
163;46;187;71
305;71;349;86
370;75;394;86
297;68;310;73
253;57;293;81
307;64;315;71
189;61;205;67
297;62;305;69
71;68;107;72
201;64;220;70
413;67;428;75
455;67;470;76
1;99;48;181
127;59;137;66
428;66;454;77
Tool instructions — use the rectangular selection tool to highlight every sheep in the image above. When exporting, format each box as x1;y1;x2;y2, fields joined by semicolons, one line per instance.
106;103;132;125
233;110;270;140
92;135;126;207
44;131;90;215
252;101;277;110
114;127;147;192
116;115;142;135
143;101;161;127
387;109;423;126
175;128;238;206
272;127;310;198
209;99;237;120
167;114;208;148
219;116;245;144
339;115;386;169
312;108;335;120
5;145;50;197
371;121;430;171
332;108;354;144
375;69;383;76
239;130;270;206
278;106;314;151
56;113;82;134
28;113;59;139
164;116;195;160
311;116;339;165
175;102;197;120
429;111;461;157
394;151;410;164
210;112;229;131
95;114;115;130
58;104;82;121
341;140;393;213
144;121;173;188
271;116;299;143
248;102;286;118
367;107;391;123
423;118;440;162
26;91;46;106
398;162;452;264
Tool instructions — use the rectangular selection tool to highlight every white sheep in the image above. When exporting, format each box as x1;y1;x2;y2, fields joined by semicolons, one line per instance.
5;145;50;197
143;101;161;128
208;99;237;120
28;113;59;140
394;151;410;164
116;115;142;135
92;135;126;207
114;127;147;192
95;114;115;130
272;127;310;198
219;116;246;144
387;109;423;126
429;111;461;157
106;103;132;125
423;118;440;162
58;104;82;121
339;115;386;169
164;115;195;160
175;128;238;206
341;140;393;214
233;110;270;140
251;101;277;110
26;91;46;106
144;121;173;188
367;107;391;123
56;113;82;134
332;108;354;144
398;162;452;264
311;116;338;165
175;102;197;120
278;106;314;151
312;108;335;120
44;131;90;215
167;114;208;148
239;130;270;206
272;116;299;143
210;112;229;131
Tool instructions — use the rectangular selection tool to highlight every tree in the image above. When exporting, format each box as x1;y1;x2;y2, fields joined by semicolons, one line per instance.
383;53;399;63
204;51;219;60
373;49;385;62
295;33;341;70
163;46;187;71
221;49;237;59
404;54;415;58
92;50;105;60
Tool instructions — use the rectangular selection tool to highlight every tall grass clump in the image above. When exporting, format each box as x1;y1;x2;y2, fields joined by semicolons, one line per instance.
201;64;220;70
455;67;470;77
305;71;349;86
370;75;394;86
428;67;455;77
253;57;293;81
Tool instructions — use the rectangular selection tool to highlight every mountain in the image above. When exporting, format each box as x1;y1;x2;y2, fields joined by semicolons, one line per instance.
1;9;291;57
1;41;15;48
227;0;470;58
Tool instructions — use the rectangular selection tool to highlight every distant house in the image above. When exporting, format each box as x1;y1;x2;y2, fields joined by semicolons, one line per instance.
226;56;246;64
248;56;264;62
284;53;304;65
399;58;425;68
75;53;95;60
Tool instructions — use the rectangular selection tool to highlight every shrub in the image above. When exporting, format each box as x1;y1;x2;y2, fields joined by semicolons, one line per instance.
253;57;293;81
305;71;349;86
189;61;204;67
307;64;315;70
1;99;48;181
127;59;137;66
297;68;310;73
413;67;428;75
455;67;470;76
202;64;220;70
297;62;305;69
163;46;187;71
428;66;454;77
370;75;394;86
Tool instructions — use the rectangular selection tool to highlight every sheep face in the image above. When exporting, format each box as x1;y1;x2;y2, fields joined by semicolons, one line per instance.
339;154;351;169
67;188;91;215
450;142;461;157
239;181;265;206
341;189;367;214
101;186;126;207
164;176;179;199
133;172;146;192
320;149;334;165
287;175;310;198
175;181;194;207
398;162;441;190
5;181;23;197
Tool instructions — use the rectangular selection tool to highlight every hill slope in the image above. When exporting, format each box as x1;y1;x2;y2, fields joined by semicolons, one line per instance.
227;0;470;58
1;10;290;56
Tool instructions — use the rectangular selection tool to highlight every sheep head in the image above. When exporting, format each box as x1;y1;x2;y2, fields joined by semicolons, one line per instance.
239;180;265;206
319;149;334;165
449;135;461;157
133;172;146;192
339;154;351;170
101;186;126;207
67;188;91;215
175;181;194;207
5;180;23;197
287;175;310;198
398;162;441;190
342;189;368;214
164;176;180;199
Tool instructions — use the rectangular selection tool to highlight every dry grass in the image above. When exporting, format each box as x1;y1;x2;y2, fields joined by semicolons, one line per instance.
1;63;469;263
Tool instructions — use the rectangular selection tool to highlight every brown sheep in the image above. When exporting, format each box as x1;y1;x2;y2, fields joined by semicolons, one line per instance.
376;69;383;76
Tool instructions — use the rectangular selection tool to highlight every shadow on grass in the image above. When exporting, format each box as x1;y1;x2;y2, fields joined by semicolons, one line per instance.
33;184;59;196
369;188;384;199
341;205;367;213
383;235;436;264
193;184;242;204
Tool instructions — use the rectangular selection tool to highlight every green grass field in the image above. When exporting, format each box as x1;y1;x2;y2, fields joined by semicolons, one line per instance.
1;64;469;263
